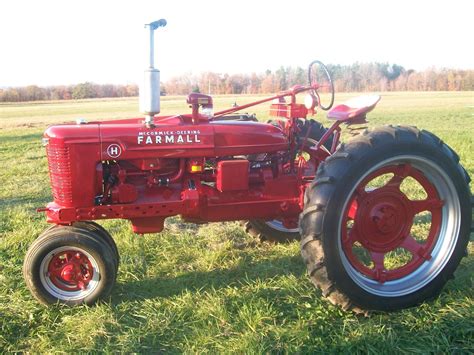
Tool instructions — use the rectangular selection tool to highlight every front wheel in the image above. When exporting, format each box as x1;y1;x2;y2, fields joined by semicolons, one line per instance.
300;126;471;312
23;225;117;306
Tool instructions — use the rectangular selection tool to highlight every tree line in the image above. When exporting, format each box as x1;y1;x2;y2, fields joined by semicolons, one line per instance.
163;63;474;95
0;82;139;103
1;63;472;102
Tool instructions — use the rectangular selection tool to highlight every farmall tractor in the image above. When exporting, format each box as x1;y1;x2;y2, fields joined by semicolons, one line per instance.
24;20;473;313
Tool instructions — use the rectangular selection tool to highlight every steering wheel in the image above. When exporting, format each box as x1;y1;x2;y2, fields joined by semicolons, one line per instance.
308;60;335;111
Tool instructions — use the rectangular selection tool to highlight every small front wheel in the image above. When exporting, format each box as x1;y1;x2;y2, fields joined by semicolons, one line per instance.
23;226;117;306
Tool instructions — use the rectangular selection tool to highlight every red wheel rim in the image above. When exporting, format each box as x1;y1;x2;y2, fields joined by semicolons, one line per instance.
342;163;444;283
47;249;94;291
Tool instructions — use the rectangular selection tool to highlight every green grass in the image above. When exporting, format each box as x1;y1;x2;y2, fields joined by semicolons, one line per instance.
0;92;473;352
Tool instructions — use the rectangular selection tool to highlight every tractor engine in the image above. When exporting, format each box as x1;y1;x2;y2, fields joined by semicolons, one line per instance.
42;115;302;234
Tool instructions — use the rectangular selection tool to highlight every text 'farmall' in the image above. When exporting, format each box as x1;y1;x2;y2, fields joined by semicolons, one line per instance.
137;130;202;144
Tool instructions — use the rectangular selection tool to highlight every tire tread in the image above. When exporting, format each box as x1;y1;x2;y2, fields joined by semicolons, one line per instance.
300;125;472;313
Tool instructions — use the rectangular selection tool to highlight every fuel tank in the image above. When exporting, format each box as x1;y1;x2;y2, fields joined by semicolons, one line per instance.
99;117;288;160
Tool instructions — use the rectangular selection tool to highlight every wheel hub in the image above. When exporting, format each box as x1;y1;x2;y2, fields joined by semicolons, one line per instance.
371;204;397;234
48;250;93;291
356;188;412;253
341;161;449;285
60;264;75;282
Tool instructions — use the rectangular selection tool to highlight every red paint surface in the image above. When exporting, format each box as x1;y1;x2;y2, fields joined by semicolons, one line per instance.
47;250;94;291
341;164;443;282
41;86;380;234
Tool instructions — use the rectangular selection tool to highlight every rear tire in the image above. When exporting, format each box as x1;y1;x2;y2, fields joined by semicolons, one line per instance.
300;126;471;312
23;226;117;306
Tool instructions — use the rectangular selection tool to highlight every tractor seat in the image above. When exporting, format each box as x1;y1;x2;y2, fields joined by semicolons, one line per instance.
327;95;381;122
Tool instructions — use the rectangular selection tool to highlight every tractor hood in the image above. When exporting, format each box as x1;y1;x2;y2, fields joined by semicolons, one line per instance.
44;118;289;161
99;120;288;159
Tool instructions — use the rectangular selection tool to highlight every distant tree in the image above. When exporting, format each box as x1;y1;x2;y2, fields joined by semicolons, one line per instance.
2;88;20;102
158;83;166;96
23;85;46;101
379;63;405;91
462;70;474;90
248;73;261;94
261;73;276;93
293;67;306;87
379;63;404;81
275;67;287;91
72;82;95;99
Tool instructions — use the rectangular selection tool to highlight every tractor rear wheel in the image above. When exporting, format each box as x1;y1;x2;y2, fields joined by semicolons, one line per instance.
23;225;117;306
299;126;471;312
246;119;333;243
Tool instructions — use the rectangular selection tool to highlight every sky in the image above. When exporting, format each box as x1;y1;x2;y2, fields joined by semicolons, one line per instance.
0;0;472;87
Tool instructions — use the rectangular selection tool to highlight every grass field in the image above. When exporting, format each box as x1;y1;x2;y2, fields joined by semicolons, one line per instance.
0;92;473;353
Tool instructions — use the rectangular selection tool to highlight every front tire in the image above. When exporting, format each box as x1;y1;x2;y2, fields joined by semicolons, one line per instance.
300;126;471;312
23;226;117;306
42;221;120;273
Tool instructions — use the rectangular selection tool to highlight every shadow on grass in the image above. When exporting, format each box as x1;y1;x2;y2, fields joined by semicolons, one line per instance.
113;239;474;304
113;254;306;303
107;253;309;352
109;250;474;353
305;309;473;353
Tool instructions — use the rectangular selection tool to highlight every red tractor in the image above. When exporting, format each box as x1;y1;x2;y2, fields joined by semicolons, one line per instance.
24;21;472;313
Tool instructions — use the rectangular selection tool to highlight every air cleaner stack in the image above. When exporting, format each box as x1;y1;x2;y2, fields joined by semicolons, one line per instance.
140;19;167;126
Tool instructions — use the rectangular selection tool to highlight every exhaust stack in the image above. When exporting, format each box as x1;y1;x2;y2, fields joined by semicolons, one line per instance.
140;19;167;126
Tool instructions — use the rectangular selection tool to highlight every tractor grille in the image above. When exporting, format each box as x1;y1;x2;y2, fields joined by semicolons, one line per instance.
46;144;73;205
